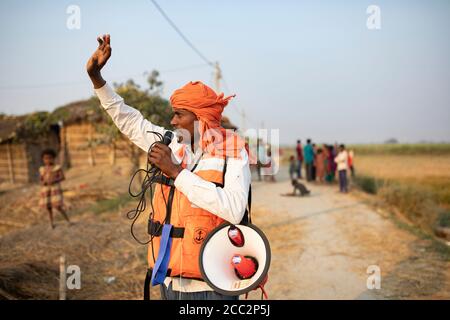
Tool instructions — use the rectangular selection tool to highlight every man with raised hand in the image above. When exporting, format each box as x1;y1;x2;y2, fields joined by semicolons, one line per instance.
86;34;251;300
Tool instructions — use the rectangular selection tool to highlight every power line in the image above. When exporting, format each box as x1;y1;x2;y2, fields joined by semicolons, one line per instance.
0;80;92;90
148;0;254;124
160;63;210;73
0;64;211;91
2;1;214;91
150;0;214;66
149;0;255;127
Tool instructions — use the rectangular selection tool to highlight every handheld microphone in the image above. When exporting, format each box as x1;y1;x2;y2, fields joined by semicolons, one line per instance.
162;131;174;146
150;130;175;173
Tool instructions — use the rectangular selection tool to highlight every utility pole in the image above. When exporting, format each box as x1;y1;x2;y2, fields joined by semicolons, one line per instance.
240;109;247;133
213;62;247;134
214;61;222;93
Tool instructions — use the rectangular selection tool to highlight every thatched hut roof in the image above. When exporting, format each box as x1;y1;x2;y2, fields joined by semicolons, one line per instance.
50;98;104;125
0;97;238;144
0;114;28;143
0;98;102;144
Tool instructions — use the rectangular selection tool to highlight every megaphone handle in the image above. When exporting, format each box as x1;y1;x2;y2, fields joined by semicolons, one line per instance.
248;185;252;224
260;285;268;300
244;286;268;300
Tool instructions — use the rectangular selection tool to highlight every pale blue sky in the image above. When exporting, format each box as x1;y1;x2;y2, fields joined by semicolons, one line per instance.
1;0;449;144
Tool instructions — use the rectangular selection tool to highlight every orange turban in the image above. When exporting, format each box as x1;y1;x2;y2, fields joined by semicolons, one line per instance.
170;81;243;158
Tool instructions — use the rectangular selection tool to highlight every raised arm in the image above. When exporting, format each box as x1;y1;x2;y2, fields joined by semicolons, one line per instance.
86;34;165;151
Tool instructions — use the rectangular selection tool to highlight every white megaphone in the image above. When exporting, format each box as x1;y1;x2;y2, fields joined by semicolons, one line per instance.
199;222;271;298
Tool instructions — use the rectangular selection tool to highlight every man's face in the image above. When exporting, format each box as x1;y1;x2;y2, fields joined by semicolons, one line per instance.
170;108;197;144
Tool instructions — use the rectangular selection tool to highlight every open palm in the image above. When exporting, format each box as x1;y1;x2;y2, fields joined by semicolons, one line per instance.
86;34;112;75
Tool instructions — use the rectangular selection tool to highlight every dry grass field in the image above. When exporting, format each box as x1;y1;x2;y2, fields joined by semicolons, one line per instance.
281;144;450;235
350;145;450;236
355;154;450;207
355;155;450;180
1;144;448;299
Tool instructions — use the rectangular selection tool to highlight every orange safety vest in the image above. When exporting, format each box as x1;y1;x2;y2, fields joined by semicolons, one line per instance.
148;150;233;280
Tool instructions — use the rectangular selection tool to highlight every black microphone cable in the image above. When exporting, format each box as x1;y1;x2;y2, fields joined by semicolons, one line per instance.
126;130;170;246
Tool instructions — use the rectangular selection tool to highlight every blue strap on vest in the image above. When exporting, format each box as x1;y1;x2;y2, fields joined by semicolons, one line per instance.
150;224;173;286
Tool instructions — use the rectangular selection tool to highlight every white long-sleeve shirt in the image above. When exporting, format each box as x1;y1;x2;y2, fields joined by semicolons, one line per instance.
94;83;251;293
334;150;349;171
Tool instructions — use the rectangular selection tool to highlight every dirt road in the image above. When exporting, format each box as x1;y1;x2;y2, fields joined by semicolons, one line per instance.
247;173;450;299
1;165;449;299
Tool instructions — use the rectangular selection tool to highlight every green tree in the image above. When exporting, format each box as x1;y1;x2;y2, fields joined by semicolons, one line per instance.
94;70;172;174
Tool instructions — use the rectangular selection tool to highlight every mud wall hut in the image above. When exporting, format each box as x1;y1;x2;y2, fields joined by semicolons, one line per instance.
55;99;146;170
0;93;238;184
0;114;60;184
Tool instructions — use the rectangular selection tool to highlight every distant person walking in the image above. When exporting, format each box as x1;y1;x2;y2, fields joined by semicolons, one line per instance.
295;140;303;179
304;139;314;182
289;155;297;181
330;145;337;182
324;145;332;183
334;144;349;193
263;150;275;182
256;138;265;181
348;149;355;177
315;148;326;183
312;143;317;181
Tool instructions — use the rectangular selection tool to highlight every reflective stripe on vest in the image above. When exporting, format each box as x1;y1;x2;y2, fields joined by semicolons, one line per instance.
148;153;228;279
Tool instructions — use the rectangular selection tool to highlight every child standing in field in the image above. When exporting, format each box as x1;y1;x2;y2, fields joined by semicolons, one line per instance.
39;149;71;229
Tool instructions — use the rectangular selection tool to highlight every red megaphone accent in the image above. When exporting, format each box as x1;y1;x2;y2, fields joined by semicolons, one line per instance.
231;254;258;279
228;225;245;247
